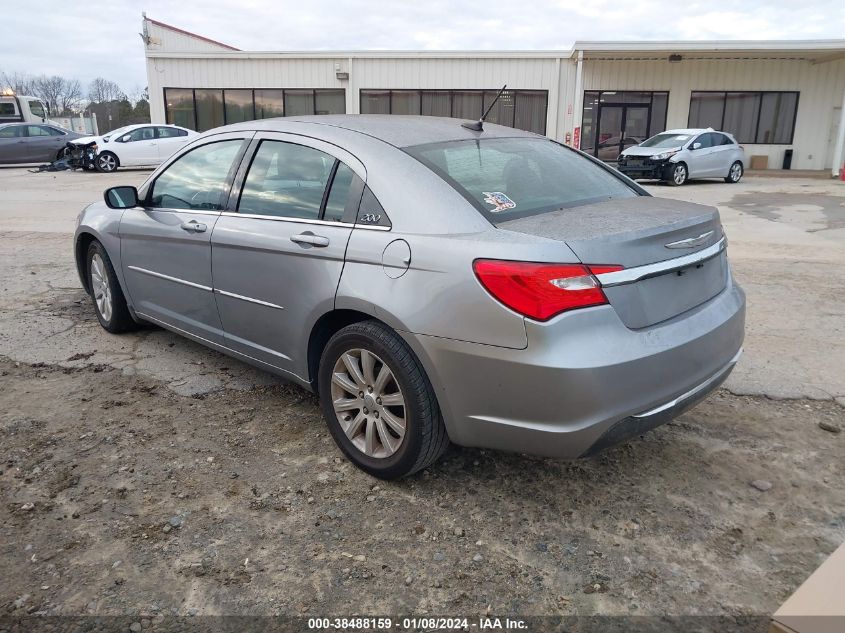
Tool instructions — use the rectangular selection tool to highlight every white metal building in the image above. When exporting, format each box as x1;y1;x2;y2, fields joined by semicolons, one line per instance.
143;16;845;175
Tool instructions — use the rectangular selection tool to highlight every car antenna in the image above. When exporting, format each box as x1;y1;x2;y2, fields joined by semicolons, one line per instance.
462;84;507;132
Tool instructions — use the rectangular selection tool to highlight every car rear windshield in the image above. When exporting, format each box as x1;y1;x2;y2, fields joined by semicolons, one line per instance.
406;137;637;223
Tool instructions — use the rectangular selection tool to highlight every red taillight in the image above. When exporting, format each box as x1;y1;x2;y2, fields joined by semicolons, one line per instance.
473;260;623;321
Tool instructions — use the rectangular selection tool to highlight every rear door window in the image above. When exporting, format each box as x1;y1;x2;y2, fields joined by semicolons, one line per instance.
406;137;636;223
323;162;355;222
237;140;335;219
0;126;21;138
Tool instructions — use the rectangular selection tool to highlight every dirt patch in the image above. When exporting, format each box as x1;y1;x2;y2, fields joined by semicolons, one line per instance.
0;358;842;618
730;190;845;232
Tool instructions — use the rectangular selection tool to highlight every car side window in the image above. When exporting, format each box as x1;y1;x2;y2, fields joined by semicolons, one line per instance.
149;139;245;210
719;134;734;146
238;140;335;219
26;125;51;137
45;126;66;136
694;134;712;149
323;163;355;222
156;127;180;139
128;127;155;142
0;126;21;138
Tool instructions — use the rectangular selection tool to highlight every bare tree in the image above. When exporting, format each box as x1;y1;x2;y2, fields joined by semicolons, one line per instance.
89;77;125;104
0;70;36;95
30;75;82;115
59;79;83;114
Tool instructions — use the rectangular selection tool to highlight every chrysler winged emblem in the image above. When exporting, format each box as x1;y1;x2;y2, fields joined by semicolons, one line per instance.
665;230;714;249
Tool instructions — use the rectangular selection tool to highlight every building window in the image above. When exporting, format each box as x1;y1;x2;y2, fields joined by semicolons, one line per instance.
255;90;284;119
224;89;255;124
688;91;798;144
195;89;224;131
164;88;195;129
360;89;548;135
580;91;669;161
164;88;346;132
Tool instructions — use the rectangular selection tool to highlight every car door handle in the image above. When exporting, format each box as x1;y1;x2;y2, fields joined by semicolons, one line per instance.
180;221;207;233
290;232;330;247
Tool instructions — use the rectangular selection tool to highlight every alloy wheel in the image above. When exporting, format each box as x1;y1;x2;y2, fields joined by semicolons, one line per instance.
330;348;407;459
730;163;742;182
673;164;687;185
90;253;113;322
98;154;116;172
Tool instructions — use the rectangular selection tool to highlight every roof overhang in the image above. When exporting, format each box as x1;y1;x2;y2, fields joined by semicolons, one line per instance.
573;39;845;62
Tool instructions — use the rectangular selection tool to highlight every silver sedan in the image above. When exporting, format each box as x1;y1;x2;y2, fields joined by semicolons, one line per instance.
74;116;745;479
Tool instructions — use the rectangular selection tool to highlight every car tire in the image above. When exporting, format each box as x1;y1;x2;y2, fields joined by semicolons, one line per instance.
318;320;449;480
668;162;688;186
96;152;119;173
86;240;137;333
725;161;743;184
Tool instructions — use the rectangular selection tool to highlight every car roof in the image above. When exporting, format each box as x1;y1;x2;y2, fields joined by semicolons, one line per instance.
222;115;540;148
660;128;716;135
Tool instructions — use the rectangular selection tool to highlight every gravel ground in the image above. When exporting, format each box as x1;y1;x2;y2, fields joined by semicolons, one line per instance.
0;168;843;623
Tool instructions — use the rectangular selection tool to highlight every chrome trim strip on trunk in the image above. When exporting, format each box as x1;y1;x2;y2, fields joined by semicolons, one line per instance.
214;288;285;310
595;237;727;288
126;266;213;292
632;347;743;419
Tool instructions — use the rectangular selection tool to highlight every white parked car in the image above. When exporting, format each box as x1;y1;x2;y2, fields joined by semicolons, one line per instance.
617;128;746;186
73;124;198;172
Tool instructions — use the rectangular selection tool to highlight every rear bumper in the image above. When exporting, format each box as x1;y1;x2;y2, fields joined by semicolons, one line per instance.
401;275;746;459
580;347;741;456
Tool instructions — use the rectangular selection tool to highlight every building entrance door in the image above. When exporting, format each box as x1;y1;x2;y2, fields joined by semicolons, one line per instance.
596;104;650;161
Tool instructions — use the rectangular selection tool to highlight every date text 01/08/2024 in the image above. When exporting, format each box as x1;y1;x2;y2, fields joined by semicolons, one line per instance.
307;617;529;630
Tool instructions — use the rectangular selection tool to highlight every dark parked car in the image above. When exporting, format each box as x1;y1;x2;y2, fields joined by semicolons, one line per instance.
0;122;82;164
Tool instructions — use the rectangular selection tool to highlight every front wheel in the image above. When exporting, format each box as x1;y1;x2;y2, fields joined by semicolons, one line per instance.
96;152;118;173
668;162;688;186
725;161;743;183
318;320;449;479
87;241;137;333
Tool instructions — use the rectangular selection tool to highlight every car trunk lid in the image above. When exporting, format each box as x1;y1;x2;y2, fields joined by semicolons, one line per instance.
498;196;728;329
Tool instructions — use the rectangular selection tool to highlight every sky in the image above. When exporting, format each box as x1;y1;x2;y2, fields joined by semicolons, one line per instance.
1;0;844;96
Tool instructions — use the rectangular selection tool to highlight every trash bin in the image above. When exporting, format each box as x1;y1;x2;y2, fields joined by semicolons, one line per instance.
782;149;793;170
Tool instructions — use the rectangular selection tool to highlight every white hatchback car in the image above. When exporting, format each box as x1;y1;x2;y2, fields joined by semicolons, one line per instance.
617;128;746;186
73;124;198;172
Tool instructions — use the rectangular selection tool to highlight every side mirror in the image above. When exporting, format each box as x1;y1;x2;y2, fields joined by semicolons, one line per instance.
692;142;702;150
121;134;131;142
104;186;139;209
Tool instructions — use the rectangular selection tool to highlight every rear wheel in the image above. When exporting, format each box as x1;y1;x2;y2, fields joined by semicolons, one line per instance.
725;161;743;183
668;162;688;186
318;320;449;479
87;241;137;333
96;152;118;173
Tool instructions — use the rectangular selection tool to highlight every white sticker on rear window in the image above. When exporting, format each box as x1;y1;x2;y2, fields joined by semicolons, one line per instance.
482;191;516;212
